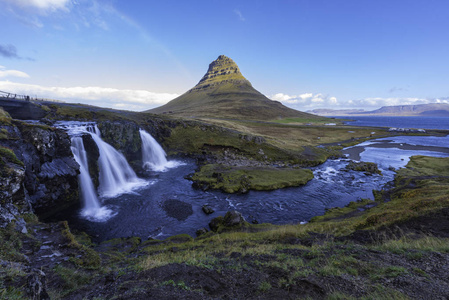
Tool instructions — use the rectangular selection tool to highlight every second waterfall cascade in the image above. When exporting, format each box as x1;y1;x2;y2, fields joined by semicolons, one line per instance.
139;129;181;172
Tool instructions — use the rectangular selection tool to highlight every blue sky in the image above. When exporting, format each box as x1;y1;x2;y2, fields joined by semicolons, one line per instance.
1;0;449;111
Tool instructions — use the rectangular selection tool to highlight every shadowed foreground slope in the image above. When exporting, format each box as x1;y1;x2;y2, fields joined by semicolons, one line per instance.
3;152;449;299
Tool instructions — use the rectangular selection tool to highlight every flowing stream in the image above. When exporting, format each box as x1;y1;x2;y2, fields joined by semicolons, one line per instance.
57;121;449;241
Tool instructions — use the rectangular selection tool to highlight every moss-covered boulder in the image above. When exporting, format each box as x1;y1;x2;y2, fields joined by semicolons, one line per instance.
345;161;382;175
209;210;248;232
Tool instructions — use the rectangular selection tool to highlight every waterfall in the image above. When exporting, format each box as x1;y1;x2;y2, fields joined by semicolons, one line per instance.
90;125;147;198
139;129;168;171
62;122;148;221
70;136;114;222
139;129;182;172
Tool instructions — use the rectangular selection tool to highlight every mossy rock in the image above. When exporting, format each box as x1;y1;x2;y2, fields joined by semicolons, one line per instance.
191;164;314;193
345;161;382;175
209;211;250;233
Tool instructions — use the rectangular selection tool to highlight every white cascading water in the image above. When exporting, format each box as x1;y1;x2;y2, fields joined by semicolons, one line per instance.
70;136;115;222
63;123;148;221
90;125;147;198
139;129;180;172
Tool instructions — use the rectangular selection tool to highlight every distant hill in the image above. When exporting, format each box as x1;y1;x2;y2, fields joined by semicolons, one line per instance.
147;55;322;121
309;103;449;117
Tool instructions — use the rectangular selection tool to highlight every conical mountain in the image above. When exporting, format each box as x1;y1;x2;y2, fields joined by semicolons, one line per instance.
148;55;320;121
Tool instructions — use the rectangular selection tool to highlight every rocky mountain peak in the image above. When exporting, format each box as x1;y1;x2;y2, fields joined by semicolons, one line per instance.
191;55;249;91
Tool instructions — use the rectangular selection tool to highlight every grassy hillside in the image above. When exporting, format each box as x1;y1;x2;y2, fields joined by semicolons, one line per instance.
148;55;324;121
149;81;321;121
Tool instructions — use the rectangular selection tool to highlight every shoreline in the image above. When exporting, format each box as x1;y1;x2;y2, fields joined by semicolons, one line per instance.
343;139;449;161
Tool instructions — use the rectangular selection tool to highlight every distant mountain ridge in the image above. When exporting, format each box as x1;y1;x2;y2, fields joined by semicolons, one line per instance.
147;55;321;121
309;103;449;117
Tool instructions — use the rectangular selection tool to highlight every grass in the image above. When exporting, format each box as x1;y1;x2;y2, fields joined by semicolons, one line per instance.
372;236;449;253
270;116;333;124
60;221;101;269
0;145;24;167
163;120;367;168
258;281;272;292
198;118;389;151
52;265;93;296
309;199;374;223
0;222;27;262
0;107;12;125
160;280;191;290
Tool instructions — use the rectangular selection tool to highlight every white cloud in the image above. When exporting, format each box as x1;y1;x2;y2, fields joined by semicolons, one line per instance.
0;66;30;79
3;0;70;12
0;81;179;111
271;92;337;106
271;92;449;110
234;9;245;21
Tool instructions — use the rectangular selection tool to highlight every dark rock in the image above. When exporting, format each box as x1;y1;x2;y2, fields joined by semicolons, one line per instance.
39;118;53;126
97;121;142;169
1;122;79;220
38;157;78;179
202;204;215;215
209;216;224;232
27;269;50;300
224;210;246;227
196;227;209;237
162;199;193;221
81;133;100;188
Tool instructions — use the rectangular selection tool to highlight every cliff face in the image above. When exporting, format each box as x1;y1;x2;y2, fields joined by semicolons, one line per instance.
97;121;142;169
96;118;176;170
369;103;449;116
0;120;80;222
191;55;251;92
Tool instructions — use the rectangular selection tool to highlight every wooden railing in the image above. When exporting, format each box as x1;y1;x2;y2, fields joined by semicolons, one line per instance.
0;90;63;103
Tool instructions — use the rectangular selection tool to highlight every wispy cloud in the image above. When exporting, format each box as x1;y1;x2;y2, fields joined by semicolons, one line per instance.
0;66;30;79
2;0;71;13
388;86;408;93
0;44;35;60
234;9;245;21
270;92;449;110
0;44;20;59
0;81;178;111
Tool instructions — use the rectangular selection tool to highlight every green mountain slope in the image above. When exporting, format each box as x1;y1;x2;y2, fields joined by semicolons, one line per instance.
147;55;321;121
